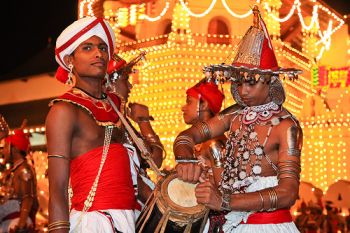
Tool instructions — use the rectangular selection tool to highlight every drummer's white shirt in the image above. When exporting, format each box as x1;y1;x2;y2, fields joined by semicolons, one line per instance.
70;209;135;233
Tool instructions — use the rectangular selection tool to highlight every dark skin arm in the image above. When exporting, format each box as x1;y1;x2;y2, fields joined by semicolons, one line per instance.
46;102;76;233
174;105;240;183
136;176;153;204
128;103;164;168
16;177;34;229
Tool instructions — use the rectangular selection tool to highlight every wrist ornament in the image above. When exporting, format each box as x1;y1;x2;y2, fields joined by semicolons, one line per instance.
220;193;231;211
48;221;70;232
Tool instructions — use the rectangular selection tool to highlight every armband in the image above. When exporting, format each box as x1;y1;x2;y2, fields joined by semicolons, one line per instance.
48;154;70;161
174;135;195;159
286;125;302;157
193;121;212;141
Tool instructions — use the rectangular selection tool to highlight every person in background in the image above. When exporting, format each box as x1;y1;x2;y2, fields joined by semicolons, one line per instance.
345;208;350;233
107;53;165;217
180;79;230;232
295;201;309;233
0;129;38;233
0;115;9;140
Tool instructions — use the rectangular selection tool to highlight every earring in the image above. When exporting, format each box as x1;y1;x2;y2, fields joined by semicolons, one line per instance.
230;82;247;107
104;73;111;90
269;78;286;105
67;63;74;85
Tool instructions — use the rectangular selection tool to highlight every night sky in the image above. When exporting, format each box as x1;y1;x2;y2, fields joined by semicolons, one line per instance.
0;0;349;78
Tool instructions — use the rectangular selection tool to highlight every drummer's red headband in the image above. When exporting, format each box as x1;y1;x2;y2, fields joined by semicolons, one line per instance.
186;82;224;114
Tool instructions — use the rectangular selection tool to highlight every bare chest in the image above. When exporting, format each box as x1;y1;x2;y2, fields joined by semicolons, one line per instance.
70;109;124;158
227;120;280;176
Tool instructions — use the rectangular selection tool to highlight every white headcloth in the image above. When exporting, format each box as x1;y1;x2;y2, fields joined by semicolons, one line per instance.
55;17;115;71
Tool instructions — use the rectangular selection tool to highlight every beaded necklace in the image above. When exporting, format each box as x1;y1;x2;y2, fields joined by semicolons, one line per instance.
220;102;282;193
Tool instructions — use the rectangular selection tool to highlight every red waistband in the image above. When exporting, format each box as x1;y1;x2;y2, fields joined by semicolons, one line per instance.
241;209;293;224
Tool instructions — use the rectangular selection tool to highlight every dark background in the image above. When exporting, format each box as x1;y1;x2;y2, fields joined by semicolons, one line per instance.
0;0;349;79
0;0;78;79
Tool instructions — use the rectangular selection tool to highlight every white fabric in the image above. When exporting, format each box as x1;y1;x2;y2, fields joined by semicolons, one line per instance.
222;176;299;233
0;200;33;233
70;209;135;233
124;143;155;220
125;143;140;188
55;16;115;70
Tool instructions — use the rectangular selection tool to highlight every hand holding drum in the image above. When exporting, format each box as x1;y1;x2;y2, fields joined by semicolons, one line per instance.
175;162;203;184
195;175;223;211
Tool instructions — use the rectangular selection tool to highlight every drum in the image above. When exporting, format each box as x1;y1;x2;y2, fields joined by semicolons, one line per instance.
136;172;209;233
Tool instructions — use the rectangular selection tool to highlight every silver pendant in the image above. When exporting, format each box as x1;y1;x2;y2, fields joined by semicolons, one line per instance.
243;151;250;160
239;171;246;179
255;147;263;155
249;132;257;139
252;165;262;174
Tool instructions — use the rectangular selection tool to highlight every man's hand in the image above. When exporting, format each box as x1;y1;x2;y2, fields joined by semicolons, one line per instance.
128;103;150;122
175;163;203;184
195;176;222;211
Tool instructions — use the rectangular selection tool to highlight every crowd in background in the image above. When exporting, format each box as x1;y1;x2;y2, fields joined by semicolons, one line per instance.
295;201;350;233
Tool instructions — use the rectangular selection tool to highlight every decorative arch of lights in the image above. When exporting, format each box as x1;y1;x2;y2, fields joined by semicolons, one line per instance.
79;0;345;60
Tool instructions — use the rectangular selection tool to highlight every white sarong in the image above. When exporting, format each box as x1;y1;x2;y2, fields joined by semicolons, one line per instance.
70;209;135;233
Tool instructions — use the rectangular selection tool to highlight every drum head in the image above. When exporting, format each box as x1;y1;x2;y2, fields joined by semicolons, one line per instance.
167;178;197;207
158;172;206;216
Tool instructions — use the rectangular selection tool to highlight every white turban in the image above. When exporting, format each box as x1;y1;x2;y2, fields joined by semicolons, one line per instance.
55;17;115;71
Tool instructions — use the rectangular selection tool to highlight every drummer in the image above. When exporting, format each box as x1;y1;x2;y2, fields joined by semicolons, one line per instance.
174;6;302;233
180;80;226;184
180;80;232;231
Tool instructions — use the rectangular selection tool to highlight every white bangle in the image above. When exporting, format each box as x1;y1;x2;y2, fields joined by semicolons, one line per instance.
175;159;198;163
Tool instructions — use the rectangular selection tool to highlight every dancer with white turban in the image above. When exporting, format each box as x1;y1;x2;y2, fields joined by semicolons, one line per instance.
46;17;136;233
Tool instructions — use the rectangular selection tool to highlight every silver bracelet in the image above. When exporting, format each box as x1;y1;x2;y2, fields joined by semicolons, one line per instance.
220;193;231;211
175;159;198;163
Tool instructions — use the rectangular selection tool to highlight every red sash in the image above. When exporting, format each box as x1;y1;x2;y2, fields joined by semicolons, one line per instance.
70;144;136;211
242;209;293;224
51;88;122;126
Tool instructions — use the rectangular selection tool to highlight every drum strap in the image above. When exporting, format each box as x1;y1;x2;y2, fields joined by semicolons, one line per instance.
241;209;292;224
107;96;164;177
